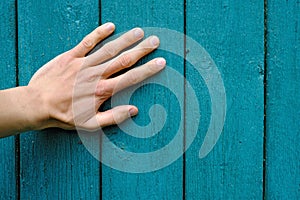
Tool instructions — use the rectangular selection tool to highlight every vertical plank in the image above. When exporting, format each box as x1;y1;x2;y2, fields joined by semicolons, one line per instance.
265;1;300;198
185;1;264;199
101;0;184;199
18;1;100;199
0;1;16;199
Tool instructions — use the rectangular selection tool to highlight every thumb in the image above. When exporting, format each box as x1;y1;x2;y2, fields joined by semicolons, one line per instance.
96;105;138;128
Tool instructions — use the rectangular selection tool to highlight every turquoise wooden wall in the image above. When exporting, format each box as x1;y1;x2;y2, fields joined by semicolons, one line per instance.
0;0;299;199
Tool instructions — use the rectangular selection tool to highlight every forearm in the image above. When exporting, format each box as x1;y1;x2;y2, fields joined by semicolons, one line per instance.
0;86;49;138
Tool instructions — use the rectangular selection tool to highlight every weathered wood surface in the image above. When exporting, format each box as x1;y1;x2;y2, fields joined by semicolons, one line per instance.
185;1;264;199
100;0;185;199
0;1;17;199
0;0;299;199
265;1;300;199
18;1;100;199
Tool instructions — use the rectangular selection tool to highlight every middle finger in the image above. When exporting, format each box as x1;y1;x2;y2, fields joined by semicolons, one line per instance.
99;35;160;78
85;27;145;66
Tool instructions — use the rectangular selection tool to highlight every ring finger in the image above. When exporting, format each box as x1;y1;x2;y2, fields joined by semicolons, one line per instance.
99;36;160;78
97;58;166;98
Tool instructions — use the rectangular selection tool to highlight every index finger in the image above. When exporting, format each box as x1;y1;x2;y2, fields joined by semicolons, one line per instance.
70;22;115;57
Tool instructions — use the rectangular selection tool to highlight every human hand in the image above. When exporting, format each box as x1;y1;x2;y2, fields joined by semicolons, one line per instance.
27;22;166;131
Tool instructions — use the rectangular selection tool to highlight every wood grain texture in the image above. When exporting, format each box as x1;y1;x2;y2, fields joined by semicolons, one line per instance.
0;1;16;199
265;1;300;199
18;1;100;199
0;0;298;198
101;0;184;199
185;1;264;199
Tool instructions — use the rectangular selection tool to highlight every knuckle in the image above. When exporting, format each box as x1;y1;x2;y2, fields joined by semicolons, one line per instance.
95;27;103;35
143;45;153;53
128;73;139;84
142;46;155;55
122;33;135;44
82;37;92;48
111;110;122;124
102;45;116;57
118;54;131;67
95;81;112;97
95;86;106;97
87;74;98;83
95;28;104;37
114;115;122;124
126;35;136;43
96;114;107;128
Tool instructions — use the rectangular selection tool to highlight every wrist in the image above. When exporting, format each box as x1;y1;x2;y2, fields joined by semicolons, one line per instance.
22;86;53;131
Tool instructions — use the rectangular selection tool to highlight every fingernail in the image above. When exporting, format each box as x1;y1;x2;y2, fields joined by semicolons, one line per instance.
156;58;166;66
105;22;114;30
134;28;143;38
129;108;137;116
150;36;159;46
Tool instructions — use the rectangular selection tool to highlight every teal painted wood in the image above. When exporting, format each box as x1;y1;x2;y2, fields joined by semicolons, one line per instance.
18;1;100;199
0;0;296;198
265;1;300;199
101;0;184;199
0;1;16;199
185;1;264;199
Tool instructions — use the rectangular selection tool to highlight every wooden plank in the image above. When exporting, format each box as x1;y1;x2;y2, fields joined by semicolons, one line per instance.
18;1;100;199
101;0;184;199
265;1;300;198
0;1;17;199
185;1;264;199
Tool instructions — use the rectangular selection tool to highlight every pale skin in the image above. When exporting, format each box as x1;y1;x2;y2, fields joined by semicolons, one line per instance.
0;22;166;138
